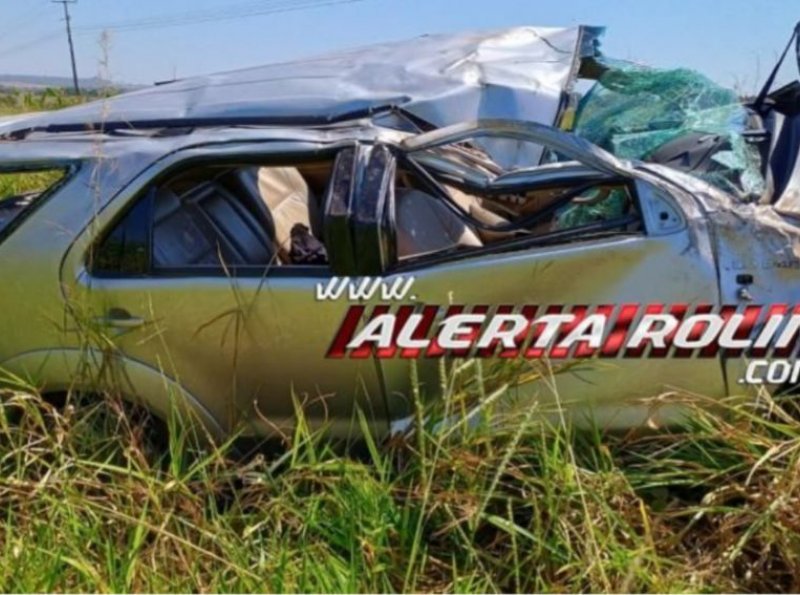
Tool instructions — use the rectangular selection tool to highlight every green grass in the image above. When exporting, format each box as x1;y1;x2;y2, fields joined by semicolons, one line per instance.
0;88;102;117
0;90;92;206
1;365;800;593
0;169;66;199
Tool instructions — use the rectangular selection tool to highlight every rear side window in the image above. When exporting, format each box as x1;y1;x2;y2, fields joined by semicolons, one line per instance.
91;190;153;276
0;168;68;240
92;158;337;277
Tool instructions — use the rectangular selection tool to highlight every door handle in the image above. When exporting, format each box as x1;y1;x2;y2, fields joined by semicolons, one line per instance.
95;308;145;330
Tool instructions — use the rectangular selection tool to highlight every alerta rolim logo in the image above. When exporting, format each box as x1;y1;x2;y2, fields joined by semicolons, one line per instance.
318;277;800;386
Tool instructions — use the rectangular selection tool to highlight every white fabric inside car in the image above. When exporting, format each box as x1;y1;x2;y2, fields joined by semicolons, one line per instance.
240;166;317;262
395;188;482;259
443;184;516;243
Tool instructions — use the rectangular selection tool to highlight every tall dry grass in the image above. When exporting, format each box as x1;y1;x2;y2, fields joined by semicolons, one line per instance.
0;366;799;592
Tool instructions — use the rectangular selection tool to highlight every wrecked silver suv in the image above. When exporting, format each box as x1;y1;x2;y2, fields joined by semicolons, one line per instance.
0;25;799;440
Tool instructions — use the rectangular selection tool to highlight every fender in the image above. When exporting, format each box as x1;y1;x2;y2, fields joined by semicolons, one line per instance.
0;347;226;442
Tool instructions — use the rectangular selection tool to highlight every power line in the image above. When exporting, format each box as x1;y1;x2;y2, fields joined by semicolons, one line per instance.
52;0;80;94
76;0;367;34
0;2;51;41
77;0;333;31
78;0;286;31
0;0;371;71
0;30;63;60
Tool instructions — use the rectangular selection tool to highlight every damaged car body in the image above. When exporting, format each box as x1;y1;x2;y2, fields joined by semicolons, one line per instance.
0;24;799;440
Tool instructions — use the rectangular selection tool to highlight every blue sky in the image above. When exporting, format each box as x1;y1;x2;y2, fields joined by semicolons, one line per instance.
0;0;797;94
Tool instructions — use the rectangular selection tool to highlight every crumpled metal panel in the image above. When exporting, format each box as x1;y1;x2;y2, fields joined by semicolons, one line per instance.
646;164;800;305
771;113;800;217
0;27;595;140
401;119;629;177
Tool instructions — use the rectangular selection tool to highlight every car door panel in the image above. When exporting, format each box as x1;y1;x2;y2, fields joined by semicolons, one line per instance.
376;120;725;429
66;142;389;438
82;273;387;437
377;231;723;429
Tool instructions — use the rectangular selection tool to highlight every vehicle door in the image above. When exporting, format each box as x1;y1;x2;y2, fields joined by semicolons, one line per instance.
370;120;726;429
63;140;389;438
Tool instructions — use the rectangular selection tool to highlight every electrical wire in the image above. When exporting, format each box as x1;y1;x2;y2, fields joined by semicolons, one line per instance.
0;0;371;69
0;2;52;40
78;0;294;31
76;0;368;33
0;30;63;59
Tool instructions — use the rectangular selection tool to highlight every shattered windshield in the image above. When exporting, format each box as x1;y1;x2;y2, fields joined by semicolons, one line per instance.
401;47;769;202
573;58;765;199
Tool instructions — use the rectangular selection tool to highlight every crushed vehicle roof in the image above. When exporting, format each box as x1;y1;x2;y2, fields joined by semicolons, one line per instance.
2;22;798;214
0;121;408;164
0;26;600;138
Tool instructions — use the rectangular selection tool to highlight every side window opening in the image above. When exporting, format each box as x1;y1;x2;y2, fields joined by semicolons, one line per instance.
90;190;152;276
0;168;69;241
151;179;273;269
393;155;642;262
92;157;336;276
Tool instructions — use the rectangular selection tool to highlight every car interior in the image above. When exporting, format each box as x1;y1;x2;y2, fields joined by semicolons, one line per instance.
393;165;641;261
147;160;334;270
94;146;642;275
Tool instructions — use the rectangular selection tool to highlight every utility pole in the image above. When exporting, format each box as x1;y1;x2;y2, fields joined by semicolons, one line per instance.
52;0;80;95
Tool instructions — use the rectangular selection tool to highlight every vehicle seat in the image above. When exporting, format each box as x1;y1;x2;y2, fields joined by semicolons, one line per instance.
152;185;274;268
152;187;222;267
395;188;483;259
444;184;516;243
240;166;320;262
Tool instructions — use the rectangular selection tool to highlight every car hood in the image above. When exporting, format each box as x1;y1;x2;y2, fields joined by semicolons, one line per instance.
0;26;600;138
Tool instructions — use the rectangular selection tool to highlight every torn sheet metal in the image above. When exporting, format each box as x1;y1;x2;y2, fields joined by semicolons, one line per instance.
770;109;800;217
643;163;800;308
1;26;599;150
401;119;630;178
